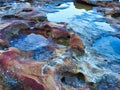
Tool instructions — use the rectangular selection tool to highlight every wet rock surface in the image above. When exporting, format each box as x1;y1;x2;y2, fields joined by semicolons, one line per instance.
75;0;120;29
97;74;120;90
0;1;120;90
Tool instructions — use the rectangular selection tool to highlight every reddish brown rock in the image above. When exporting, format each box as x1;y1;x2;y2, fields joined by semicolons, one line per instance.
34;22;85;50
0;48;86;90
0;48;57;90
75;0;119;7
51;28;70;39
0;20;86;89
69;34;84;52
35;22;67;31
75;0;120;17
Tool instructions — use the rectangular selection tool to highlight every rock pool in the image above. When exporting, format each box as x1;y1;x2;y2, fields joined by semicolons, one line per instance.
0;1;120;90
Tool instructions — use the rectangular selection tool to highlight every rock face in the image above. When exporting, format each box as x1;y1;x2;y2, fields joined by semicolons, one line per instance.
75;0;119;6
0;1;120;90
0;3;85;89
2;8;47;22
75;0;120;31
0;21;29;43
75;0;120;15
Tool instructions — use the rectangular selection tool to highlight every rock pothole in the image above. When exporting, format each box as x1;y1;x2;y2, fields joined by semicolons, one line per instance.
60;72;86;88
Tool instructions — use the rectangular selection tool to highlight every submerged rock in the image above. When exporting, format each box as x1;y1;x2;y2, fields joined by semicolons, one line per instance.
10;33;49;50
97;74;120;90
92;36;120;60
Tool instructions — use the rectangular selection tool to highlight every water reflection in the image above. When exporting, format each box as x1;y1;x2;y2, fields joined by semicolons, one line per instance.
92;36;120;60
47;2;88;22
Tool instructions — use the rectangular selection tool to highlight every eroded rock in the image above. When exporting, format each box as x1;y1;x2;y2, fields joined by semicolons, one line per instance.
97;74;120;90
0;21;29;43
1;7;47;23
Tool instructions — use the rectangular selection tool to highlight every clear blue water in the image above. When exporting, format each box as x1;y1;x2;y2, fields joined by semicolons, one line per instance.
10;33;54;61
92;36;120;60
10;33;49;50
47;2;86;22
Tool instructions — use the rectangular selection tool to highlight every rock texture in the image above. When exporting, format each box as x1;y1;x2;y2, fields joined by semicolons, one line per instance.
75;0;119;6
0;3;86;89
0;1;120;90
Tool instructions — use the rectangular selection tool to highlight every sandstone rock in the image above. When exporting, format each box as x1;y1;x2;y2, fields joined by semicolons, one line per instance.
0;39;9;50
75;0;119;7
16;8;47;22
2;7;47;23
0;21;29;42
69;34;85;53
0;49;57;90
105;12;120;30
35;22;67;29
0;20;86;90
0;48;84;90
35;22;85;51
51;28;70;39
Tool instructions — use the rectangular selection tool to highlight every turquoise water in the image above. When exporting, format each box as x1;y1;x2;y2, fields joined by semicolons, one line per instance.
92;36;120;60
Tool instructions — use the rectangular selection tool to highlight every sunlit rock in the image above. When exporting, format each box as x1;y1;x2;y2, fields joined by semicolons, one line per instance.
69;34;85;53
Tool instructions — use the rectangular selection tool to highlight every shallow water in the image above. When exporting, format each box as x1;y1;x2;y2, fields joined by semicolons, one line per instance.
10;33;55;61
47;1;120;81
0;1;120;90
47;2;87;22
92;36;120;60
10;33;49;50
